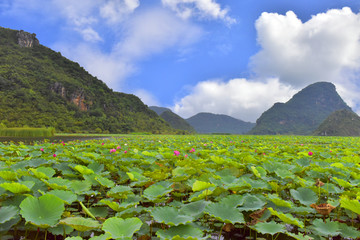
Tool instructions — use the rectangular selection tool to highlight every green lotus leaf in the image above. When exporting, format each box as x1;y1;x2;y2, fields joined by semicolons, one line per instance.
143;182;172;201
189;189;214;202
267;194;293;208
0;205;19;224
0;170;18;181
95;175;115;188
333;177;352;189
179;200;210;218
70;180;92;193
88;207;109;218
60;217;101;232
267;207;304;228
65;237;83;240
100;199;138;212
251;166;267;178
48;224;74;236
156;224;205;240
285;232;313;240
20;194;65;228
29;167;55;180
338;222;360;239
192;180;215;192
107;185;133;199
0;214;20;232
152;206;195;226
290;188;318;206
73;165;94;175
274;169;294;179
48;190;77;204
44;177;71;190
251;221;285;235
102;217;142;239
89;233;112;240
309;219;340;237
205;202;245;224
0;181;34;194
219;195;245;208
238;195;266;211
340;197;360;215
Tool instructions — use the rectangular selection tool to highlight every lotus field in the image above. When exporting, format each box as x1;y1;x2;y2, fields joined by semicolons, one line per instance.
0;135;359;240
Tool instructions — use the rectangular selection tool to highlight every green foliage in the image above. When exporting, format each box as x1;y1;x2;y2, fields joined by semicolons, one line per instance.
186;112;255;134
249;82;351;135
0;127;55;137
0;27;174;134
313;109;360;136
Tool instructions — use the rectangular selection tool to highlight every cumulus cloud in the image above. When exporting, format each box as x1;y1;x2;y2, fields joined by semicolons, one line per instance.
100;0;140;23
115;8;203;60
133;89;160;106
162;0;235;24
251;6;360;113
173;78;297;122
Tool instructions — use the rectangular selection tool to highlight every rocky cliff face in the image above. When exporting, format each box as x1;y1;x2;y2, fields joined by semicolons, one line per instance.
16;30;39;47
51;82;91;111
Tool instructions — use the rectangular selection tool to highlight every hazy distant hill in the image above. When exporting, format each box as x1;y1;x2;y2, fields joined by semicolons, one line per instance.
249;82;351;135
313;109;360;136
0;27;174;133
149;106;196;133
186;112;255;134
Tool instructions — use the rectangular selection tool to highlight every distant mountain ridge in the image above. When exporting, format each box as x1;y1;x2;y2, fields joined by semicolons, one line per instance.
249;82;351;135
149;106;196;133
313;109;360;136
0;27;174;133
186;112;255;134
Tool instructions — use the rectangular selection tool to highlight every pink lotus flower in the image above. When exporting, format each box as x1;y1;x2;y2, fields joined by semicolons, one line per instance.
101;143;105;146
110;149;116;153
174;150;180;156
184;154;188;158
40;148;44;152
124;150;127;154
53;154;57;157
116;146;121;149
308;151;313;156
189;148;195;153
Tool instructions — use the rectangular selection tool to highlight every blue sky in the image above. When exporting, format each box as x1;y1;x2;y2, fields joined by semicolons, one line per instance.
1;0;360;121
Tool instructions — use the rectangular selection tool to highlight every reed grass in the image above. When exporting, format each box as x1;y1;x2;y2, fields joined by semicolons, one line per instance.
0;127;55;137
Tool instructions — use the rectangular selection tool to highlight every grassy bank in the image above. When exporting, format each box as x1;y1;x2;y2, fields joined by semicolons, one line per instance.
0;127;55;137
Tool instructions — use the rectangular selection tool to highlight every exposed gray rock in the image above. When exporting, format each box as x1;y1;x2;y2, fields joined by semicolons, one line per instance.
16;30;39;47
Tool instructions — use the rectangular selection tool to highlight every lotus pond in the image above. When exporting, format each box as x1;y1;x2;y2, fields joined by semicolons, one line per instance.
0;135;359;240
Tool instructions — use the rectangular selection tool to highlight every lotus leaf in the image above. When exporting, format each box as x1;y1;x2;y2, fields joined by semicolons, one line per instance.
179;200;210;218
89;233;112;240
338;222;360;239
333;177;352;189
192;180;215;192
267;207;304;228
79;201;96;219
309;219;340;237
219;195;245;208
251;221;285;235
107;185;133;199
0;205;19;224
102;217;142;239
48;190;77;204
152;206;195;226
290;188;318;206
339;197;360;215
95;175;115;188
60;217;101;231
73;165;94;175
156;224;205;240
143;182;172;201
0;181;34;194
20;194;65;228
0;171;18;181
65;237;83;240
238;195;266;211
70;180;92;193
205;202;245;224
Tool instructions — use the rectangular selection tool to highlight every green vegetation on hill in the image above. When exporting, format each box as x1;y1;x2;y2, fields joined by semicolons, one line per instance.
313;109;360;136
186;112;255;134
0;27;174;133
249;82;351;135
149;106;196;133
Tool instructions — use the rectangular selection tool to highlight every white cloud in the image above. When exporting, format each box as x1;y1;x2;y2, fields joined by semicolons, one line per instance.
133;89;159;106
251;7;360;114
173;78;297;122
100;0;140;23
115;8;204;60
162;0;235;24
252;7;360;85
77;27;103;42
